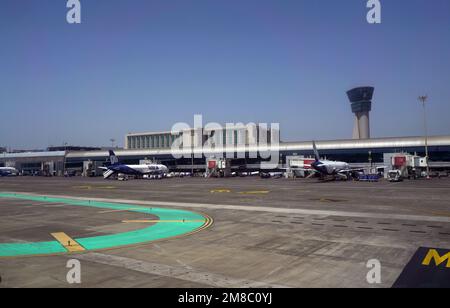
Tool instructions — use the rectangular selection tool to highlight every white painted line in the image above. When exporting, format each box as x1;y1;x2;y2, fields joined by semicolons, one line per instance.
6;191;450;223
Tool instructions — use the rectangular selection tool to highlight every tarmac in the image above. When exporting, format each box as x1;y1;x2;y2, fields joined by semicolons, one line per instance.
0;176;450;287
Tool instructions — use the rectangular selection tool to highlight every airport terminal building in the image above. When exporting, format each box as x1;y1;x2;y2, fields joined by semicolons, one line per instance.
124;125;279;151
3;133;450;176
2;88;449;176
66;134;450;170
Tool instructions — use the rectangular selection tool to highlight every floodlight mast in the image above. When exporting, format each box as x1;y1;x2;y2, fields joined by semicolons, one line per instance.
418;95;430;179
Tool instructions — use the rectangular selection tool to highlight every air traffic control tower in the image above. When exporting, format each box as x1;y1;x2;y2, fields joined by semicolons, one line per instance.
347;87;374;139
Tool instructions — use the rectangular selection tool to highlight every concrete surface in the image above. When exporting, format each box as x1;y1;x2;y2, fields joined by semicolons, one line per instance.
0;176;450;288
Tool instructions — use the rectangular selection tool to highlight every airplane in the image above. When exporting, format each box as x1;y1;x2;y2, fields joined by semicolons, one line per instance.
310;141;360;180
0;167;18;177
99;150;169;179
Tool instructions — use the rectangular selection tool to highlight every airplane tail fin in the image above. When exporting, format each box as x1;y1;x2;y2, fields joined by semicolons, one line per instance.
312;141;320;162
109;150;119;165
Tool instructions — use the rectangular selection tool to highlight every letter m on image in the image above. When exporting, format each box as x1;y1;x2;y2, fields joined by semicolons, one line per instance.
422;249;450;268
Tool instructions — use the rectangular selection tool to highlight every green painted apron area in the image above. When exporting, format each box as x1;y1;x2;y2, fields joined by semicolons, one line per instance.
0;193;208;257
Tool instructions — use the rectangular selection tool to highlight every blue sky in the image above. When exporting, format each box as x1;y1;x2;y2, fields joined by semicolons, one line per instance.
1;0;449;149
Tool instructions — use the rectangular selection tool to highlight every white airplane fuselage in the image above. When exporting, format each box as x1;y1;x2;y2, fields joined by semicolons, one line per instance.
103;163;169;179
0;167;18;176
123;164;168;174
101;150;169;179
310;141;354;179
312;160;350;175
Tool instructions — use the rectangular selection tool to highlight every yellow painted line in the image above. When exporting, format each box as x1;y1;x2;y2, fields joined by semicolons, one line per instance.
51;232;85;252
422;211;450;218
210;189;231;193
72;185;92;190
239;191;270;195
122;220;206;223
99;208;143;214
73;185;116;190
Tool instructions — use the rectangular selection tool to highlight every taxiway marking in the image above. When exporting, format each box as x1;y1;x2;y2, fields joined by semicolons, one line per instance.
239;191;270;195
210;189;231;193
99;208;143;214
122;219;206;223
210;189;270;195
72;186;92;189
23;192;450;224
73;185;117;190
51;232;85;252
0;193;211;257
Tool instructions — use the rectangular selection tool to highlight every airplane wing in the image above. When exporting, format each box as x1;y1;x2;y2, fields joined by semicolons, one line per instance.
339;166;386;173
349;168;365;172
277;167;312;171
337;168;363;173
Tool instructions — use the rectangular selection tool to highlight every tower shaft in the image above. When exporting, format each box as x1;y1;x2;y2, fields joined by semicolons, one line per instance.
353;112;370;139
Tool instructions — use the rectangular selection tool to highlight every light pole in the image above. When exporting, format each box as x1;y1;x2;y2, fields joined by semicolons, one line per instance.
418;95;430;179
110;138;116;148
